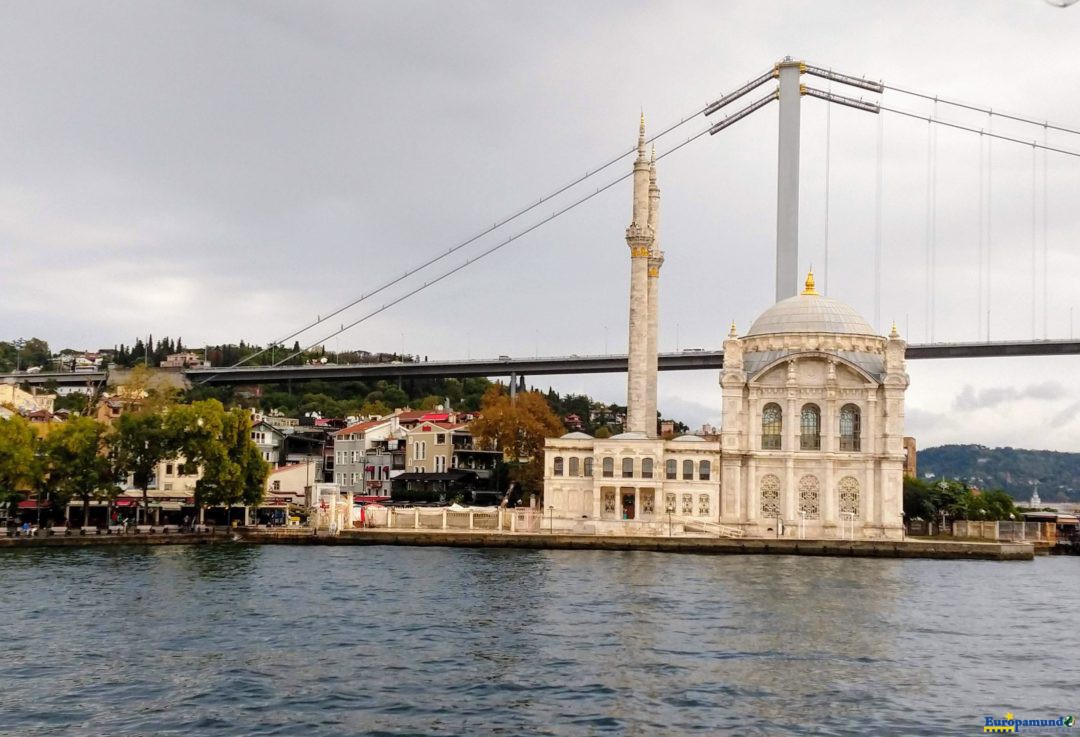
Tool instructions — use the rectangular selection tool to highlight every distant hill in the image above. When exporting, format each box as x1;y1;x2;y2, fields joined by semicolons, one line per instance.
917;444;1080;503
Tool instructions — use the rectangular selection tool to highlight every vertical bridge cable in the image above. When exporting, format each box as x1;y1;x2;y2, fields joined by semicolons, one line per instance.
924;118;932;343
1031;143;1038;340
931;100;938;343
824;78;832;295
978;131;985;341
987;114;993;341
1042;124;1049;339
874;108;884;332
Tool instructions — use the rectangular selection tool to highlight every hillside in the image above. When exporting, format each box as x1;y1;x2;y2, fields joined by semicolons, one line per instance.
917;444;1080;503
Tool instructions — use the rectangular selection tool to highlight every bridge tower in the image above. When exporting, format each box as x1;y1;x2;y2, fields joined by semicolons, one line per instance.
775;58;803;302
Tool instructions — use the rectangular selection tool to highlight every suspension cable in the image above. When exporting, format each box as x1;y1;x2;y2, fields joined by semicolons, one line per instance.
874;107;883;332
226;105;711;370
1042;125;1049;339
1031;143;1038;340
823;79;832;296
987;115;994;341
924;119;932;343
882;83;1080;137
879;105;1080;158
977;131;984;341
258;125;717;370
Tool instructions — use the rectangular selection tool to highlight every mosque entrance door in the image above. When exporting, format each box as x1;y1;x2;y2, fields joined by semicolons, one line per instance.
621;491;635;520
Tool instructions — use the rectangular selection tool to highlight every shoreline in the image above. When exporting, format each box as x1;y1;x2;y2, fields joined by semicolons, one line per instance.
0;529;1036;560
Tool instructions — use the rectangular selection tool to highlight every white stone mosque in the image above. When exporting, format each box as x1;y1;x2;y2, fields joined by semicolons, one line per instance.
542;117;909;539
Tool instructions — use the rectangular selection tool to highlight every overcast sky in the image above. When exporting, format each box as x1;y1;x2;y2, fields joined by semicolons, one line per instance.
3;1;1080;450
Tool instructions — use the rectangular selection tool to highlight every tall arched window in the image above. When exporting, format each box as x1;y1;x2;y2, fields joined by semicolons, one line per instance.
682;459;694;480
553;457;564;476
698;460;711;481
800;404;821;450
602;457;614;478
840;404;861;451
641;458;654;479
762;403;783;449
584;457;594;477
568;457;580;476
622;457;634;478
665;459;677;480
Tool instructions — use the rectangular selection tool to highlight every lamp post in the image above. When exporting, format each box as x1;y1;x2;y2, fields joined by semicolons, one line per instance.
548;505;554;534
666;499;675;537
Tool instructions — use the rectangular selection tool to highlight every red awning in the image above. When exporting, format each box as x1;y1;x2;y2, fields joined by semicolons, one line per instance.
17;500;50;510
114;498;137;507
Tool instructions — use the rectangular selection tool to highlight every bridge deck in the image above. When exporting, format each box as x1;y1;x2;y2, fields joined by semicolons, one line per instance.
4;340;1078;385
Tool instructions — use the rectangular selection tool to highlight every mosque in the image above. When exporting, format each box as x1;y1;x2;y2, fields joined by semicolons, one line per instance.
542;118;909;540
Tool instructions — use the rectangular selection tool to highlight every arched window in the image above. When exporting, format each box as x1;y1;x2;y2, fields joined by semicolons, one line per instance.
762;403;783;449
839;476;860;518
622;457;634;478
553;457;564;476
665;459;677;480
584;457;594;477
682;459;694;480
568;457;580;476
699;460;711;481
760;474;780;517
798;475;820;519
602;457;614;478
840;404;861;451
641;458;654;479
800;404;821;450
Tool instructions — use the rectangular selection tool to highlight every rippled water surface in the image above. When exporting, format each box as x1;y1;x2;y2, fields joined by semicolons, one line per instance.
0;545;1075;736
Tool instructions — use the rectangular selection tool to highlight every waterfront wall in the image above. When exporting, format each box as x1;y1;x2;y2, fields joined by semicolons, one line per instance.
242;529;1035;560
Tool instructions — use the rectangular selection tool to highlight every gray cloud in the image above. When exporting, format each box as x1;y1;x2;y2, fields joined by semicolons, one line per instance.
3;1;1080;448
953;381;1067;411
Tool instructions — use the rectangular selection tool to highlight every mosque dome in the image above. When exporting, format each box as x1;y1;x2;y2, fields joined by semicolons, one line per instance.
671;434;706;442
560;431;593;439
745;270;876;337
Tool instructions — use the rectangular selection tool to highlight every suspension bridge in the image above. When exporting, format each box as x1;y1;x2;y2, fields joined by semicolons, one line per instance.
5;57;1079;389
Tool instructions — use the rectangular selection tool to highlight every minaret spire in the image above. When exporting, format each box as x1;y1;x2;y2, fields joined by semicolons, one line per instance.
645;146;663;437
625;114;655;435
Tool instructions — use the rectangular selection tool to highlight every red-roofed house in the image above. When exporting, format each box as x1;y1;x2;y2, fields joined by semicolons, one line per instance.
333;417;406;495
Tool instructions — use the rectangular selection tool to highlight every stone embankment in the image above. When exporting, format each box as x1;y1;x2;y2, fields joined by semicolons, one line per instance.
240;528;1035;560
0;532;231;548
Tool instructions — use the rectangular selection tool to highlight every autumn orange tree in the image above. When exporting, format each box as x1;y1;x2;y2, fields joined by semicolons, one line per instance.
470;384;564;494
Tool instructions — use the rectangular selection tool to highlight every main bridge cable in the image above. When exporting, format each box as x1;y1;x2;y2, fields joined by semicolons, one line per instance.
881;83;1080;138
877;105;1080;158
224;104;716;373
282;78;870;371
263;125;719;370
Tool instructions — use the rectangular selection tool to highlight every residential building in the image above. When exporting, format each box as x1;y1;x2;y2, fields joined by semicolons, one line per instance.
404;422;500;483
251;420;285;465
0;384;56;414
160;352;210;369
333;417;406;495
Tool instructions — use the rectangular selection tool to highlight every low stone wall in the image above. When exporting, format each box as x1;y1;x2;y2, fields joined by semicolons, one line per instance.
241;529;1034;560
0;533;229;549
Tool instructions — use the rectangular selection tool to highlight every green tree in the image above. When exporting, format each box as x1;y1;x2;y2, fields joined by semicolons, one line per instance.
43;417;118;527
0;416;41;506
170;401;268;521
112;410;175;524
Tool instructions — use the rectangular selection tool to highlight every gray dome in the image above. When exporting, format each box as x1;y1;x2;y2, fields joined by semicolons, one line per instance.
747;293;875;337
609;431;648;440
671;434;706;442
560;431;593;439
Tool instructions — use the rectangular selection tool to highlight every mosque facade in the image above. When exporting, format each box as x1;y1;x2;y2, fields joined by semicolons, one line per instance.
541;119;909;540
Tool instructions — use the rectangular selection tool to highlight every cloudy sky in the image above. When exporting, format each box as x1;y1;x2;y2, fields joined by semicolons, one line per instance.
3;1;1080;449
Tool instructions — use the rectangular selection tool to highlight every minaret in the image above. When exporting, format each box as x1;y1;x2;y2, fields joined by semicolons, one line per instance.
645;147;663;438
625;114;653;435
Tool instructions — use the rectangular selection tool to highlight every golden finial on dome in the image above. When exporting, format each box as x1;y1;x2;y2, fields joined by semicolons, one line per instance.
889;321;900;338
729;320;738;337
640;111;645;133
801;268;818;296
